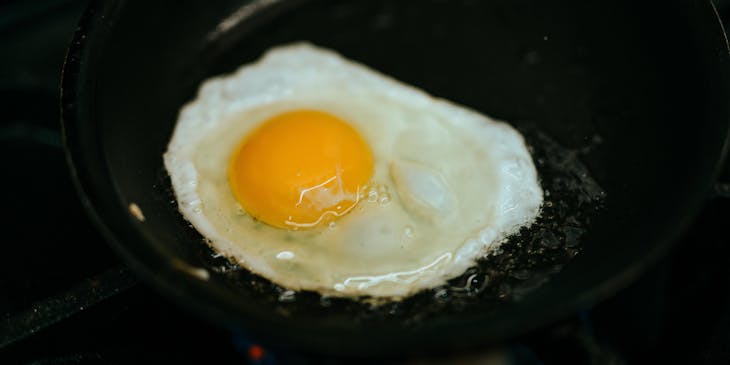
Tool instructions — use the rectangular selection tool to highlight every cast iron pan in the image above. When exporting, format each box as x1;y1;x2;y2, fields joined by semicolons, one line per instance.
61;0;730;357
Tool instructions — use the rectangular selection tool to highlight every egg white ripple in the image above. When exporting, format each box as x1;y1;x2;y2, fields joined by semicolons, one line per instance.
164;43;543;298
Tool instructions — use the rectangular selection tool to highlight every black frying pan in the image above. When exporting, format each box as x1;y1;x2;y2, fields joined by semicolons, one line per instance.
61;0;730;357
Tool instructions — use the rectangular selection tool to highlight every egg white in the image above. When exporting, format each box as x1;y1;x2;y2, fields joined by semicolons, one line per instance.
164;43;542;298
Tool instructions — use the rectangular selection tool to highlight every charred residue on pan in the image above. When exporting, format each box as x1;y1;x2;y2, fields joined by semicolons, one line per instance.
164;123;605;324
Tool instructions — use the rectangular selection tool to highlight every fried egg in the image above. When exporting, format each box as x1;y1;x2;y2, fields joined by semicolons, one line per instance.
164;43;542;298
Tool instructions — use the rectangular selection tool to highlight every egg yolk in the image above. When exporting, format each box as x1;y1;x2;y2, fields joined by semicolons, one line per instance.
228;110;374;229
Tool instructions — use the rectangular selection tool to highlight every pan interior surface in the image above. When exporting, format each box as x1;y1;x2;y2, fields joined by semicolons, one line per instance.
62;0;730;355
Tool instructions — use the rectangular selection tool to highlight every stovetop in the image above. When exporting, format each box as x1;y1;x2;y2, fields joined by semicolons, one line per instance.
1;1;730;364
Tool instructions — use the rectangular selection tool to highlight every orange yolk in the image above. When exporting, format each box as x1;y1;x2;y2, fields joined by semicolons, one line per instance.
228;110;374;229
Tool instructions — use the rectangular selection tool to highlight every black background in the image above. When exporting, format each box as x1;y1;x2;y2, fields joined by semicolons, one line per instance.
1;0;730;363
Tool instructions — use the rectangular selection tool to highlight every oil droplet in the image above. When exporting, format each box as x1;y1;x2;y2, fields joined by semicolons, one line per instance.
278;290;296;303
276;251;295;260
328;221;337;230
497;283;512;299
319;296;332;307
562;226;584;247
539;231;561;249
403;226;414;238
433;288;449;302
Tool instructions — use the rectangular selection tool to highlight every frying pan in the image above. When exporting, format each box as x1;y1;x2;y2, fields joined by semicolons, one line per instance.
61;0;730;357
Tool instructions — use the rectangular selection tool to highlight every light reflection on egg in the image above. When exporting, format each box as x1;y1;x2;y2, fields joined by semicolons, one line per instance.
164;43;543;298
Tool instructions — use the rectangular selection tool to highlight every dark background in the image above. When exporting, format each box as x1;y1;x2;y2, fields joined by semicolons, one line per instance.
1;0;729;363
